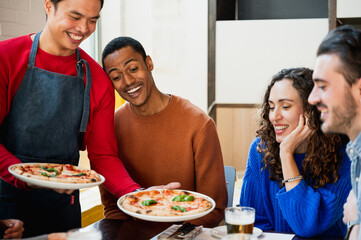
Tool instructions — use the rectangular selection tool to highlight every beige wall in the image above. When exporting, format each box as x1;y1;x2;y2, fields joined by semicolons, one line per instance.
0;0;45;41
216;105;259;173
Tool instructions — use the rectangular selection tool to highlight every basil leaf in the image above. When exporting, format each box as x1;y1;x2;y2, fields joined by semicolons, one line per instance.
172;195;194;202
171;205;187;212
142;199;157;206
41;172;56;177
172;195;183;202
182;195;194;201
39;166;59;175
72;173;87;176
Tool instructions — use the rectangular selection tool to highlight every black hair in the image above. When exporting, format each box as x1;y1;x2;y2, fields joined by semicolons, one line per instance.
51;0;104;10
317;25;361;85
102;36;147;69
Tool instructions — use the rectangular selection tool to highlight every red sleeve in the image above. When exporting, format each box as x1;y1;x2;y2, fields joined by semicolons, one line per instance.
0;36;30;189
0;145;27;189
84;62;140;198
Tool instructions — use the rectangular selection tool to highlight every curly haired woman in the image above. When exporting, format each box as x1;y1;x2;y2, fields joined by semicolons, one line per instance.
239;67;351;238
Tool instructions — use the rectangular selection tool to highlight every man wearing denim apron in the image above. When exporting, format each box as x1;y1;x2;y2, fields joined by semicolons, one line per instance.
308;25;361;240
0;0;143;237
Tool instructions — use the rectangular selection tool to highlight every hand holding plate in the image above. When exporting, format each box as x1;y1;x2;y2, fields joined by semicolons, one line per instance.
146;182;181;190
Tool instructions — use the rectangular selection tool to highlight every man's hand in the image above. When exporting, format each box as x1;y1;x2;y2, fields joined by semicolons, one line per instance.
0;219;24;239
146;182;181;190
27;183;74;194
343;190;359;224
348;225;360;240
48;232;67;240
343;190;359;240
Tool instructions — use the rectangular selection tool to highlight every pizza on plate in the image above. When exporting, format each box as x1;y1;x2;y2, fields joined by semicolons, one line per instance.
119;189;213;217
10;163;101;184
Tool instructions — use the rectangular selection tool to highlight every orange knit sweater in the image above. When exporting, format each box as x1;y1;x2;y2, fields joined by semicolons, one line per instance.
99;95;227;227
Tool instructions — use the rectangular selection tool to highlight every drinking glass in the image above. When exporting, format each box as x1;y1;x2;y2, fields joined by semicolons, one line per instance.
225;207;255;234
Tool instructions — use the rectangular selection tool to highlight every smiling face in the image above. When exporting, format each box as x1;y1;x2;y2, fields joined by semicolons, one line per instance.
268;79;305;143
104;46;156;110
308;54;359;139
42;0;100;56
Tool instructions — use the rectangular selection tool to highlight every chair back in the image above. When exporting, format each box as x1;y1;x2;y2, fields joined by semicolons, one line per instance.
224;165;236;207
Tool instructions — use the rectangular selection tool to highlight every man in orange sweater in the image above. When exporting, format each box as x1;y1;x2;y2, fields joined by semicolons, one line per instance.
100;36;227;227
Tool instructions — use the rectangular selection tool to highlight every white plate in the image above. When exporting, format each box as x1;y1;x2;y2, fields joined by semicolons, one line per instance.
9;163;105;189
211;226;263;239
117;189;215;222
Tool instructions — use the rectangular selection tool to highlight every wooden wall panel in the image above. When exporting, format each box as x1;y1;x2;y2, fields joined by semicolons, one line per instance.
216;106;259;173
216;108;234;168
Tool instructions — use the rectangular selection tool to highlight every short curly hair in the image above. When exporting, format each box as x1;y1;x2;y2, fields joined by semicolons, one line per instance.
102;36;147;70
257;67;346;188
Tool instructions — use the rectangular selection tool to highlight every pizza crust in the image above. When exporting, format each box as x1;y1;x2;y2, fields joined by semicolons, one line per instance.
11;163;101;184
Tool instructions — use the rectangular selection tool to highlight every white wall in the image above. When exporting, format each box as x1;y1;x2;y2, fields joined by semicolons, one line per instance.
100;0;209;112
337;0;361;18
216;19;329;104
99;0;122;55
80;31;97;60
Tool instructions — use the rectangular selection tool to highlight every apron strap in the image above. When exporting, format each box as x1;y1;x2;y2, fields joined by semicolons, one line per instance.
76;58;92;133
28;32;42;67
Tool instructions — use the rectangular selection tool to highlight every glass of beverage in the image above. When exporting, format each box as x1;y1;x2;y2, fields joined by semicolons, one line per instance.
225;207;255;234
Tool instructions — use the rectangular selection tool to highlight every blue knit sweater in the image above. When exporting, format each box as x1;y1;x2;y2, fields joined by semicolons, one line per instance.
240;137;351;238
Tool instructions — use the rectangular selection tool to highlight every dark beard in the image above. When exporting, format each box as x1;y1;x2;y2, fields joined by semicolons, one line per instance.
323;86;357;134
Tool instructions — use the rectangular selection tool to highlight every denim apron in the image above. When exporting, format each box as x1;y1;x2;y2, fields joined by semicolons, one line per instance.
0;32;91;237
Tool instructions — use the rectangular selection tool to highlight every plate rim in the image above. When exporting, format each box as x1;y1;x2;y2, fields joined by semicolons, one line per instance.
117;189;216;222
8;162;105;189
211;225;263;238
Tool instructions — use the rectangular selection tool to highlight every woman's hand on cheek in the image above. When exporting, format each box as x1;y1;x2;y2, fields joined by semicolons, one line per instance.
280;114;312;156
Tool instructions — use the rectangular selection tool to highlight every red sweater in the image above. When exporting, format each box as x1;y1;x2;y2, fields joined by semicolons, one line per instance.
0;34;140;197
100;96;227;227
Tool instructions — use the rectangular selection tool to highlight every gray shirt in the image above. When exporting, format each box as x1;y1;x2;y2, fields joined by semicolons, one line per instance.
346;132;361;240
